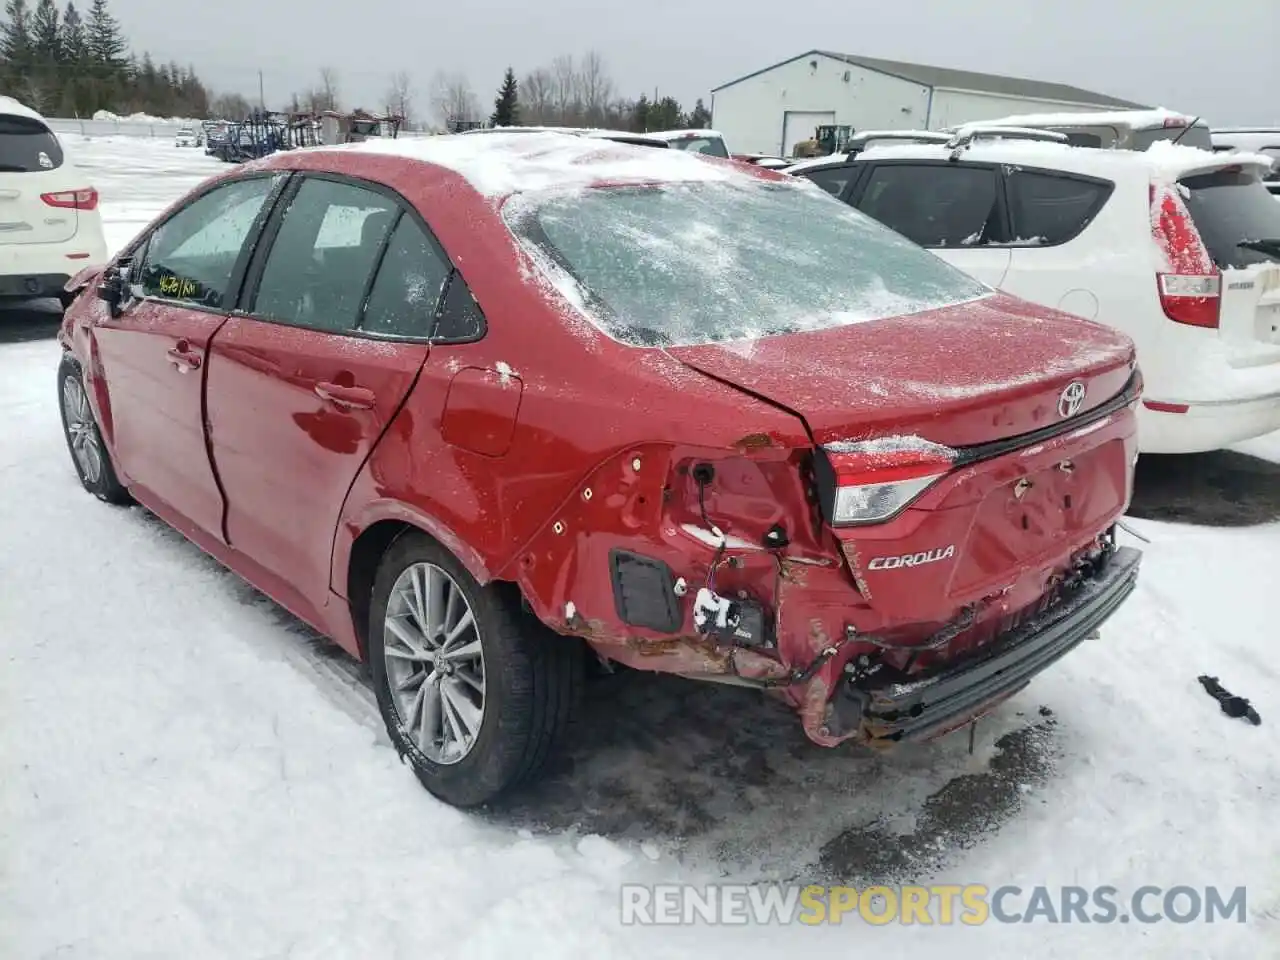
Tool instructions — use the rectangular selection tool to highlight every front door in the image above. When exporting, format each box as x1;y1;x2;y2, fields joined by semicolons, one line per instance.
89;173;285;540
205;175;451;611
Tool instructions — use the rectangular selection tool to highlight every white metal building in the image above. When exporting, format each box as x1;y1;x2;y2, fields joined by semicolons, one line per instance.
711;50;1148;156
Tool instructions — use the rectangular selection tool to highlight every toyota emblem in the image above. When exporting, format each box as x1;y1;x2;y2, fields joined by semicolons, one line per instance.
1058;381;1086;419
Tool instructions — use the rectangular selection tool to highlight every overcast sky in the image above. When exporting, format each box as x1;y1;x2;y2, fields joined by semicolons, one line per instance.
109;0;1277;127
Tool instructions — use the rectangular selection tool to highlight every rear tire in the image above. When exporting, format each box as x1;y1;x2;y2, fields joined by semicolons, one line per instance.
368;532;582;808
57;353;131;505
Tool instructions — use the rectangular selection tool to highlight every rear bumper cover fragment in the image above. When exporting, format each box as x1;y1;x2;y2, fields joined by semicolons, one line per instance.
834;545;1142;743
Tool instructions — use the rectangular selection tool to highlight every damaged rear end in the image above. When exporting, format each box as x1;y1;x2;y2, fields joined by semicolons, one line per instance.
503;174;1144;750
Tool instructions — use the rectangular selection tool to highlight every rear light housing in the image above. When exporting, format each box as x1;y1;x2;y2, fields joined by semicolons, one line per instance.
41;187;98;211
814;438;954;526
1161;116;1189;129
1150;182;1220;329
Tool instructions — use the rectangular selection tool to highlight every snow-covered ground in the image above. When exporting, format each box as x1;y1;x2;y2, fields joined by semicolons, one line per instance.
2;136;1278;959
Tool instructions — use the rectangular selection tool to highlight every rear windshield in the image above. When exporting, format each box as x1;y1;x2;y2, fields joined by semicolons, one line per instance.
0;115;63;172
503;180;990;347
1133;125;1214;151
1180;168;1280;268
665;136;729;159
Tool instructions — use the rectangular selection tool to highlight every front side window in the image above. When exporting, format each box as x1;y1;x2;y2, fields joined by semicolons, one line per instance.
503;179;989;347
137;175;282;308
251;177;398;332
1007;171;1112;245
857;164;1002;247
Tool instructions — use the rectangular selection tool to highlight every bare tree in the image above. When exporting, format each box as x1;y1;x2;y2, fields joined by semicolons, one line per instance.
578;50;613;126
315;67;340;112
385;70;413;123
549;54;578;125
429;70;478;128
521;68;553;125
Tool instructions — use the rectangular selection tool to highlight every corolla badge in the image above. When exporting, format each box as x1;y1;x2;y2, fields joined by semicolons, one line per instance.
867;545;956;570
1058;381;1086;419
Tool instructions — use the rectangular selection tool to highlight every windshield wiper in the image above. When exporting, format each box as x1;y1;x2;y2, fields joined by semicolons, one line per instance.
1237;238;1280;259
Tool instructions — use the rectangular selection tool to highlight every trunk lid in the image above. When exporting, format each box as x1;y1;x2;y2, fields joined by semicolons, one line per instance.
0;112;77;245
665;292;1136;449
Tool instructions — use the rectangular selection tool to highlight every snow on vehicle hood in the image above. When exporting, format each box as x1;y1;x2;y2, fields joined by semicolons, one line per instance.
665;292;1137;449
342;130;757;197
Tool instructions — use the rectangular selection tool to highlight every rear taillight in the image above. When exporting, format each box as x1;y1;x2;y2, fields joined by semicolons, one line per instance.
1156;272;1220;328
41;187;98;211
815;438;954;526
1162;116;1189;129
1150;182;1220;329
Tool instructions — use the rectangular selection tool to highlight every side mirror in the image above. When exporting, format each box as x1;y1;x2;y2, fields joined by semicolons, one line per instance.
96;257;133;316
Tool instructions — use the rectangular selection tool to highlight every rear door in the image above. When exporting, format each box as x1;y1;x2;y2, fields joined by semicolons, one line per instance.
850;160;1013;288
1179;168;1280;350
89;173;287;539
996;167;1116;319
0;112;78;246
205;174;450;614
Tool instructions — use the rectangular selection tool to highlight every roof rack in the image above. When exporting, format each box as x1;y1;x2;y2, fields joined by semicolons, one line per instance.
849;129;952;150
944;125;1069;160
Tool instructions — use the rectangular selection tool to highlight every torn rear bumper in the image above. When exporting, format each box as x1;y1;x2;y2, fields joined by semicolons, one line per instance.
830;545;1142;744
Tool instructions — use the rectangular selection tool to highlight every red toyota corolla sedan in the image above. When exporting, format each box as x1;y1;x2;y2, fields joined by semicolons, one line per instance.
56;131;1143;807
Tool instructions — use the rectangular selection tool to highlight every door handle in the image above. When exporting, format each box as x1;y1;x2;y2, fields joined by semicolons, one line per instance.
166;343;201;372
314;381;375;410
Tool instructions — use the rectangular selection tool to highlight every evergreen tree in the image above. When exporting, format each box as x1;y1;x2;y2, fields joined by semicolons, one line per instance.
490;67;518;127
58;0;85;63
648;96;683;131
631;93;650;133
85;0;123;70
687;98;711;129
30;0;56;59
0;0;32;68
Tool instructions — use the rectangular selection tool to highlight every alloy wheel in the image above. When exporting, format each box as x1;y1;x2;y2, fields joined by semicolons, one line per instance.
382;562;486;765
61;376;103;485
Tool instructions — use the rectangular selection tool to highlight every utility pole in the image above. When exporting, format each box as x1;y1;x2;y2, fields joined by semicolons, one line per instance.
258;70;265;110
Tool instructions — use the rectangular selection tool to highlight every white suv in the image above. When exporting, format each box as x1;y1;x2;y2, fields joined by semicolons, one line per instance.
789;132;1280;454
0;97;107;307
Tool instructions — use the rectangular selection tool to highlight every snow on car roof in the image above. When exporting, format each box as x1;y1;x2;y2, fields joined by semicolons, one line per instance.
855;138;1274;182
646;128;724;140
339;130;756;197
0;95;47;124
951;107;1204;132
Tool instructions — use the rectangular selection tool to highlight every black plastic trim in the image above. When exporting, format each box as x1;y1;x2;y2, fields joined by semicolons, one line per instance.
609;549;683;633
843;545;1141;743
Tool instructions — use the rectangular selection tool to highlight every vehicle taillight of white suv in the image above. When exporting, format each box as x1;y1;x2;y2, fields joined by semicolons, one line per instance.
0;96;108;309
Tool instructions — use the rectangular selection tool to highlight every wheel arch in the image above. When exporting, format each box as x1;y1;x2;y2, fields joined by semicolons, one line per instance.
338;505;497;660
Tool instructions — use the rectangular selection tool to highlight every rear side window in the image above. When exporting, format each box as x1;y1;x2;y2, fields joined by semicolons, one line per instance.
252;177;398;332
799;166;852;197
0;114;63;172
1180;168;1280;268
432;272;486;342
361;217;451;338
1007;171;1112;245
857;164;1001;247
